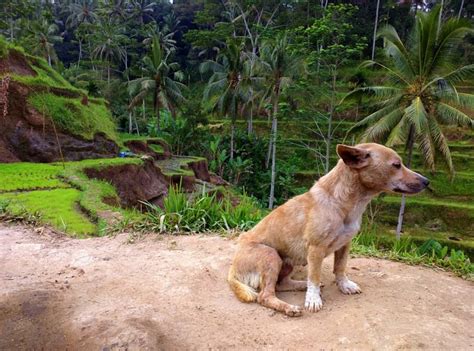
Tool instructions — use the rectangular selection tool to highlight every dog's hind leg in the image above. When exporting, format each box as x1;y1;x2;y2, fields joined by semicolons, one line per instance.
276;262;307;292
255;246;303;317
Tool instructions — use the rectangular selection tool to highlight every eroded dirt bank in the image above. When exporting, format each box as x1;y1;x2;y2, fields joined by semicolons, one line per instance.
0;224;473;350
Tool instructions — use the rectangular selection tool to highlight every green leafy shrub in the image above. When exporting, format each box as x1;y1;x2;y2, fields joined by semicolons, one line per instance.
141;185;263;233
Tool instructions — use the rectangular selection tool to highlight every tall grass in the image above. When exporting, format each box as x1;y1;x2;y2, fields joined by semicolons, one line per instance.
140;185;263;233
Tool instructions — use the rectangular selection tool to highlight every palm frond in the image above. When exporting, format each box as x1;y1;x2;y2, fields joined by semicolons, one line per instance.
404;97;428;135
428;116;454;175
436;102;474;127
361;107;404;143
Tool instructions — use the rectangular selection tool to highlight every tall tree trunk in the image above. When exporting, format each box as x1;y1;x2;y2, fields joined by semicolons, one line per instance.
78;40;82;64
248;100;253;135
371;0;381;61
268;96;279;209
128;111;133;133
142;99;146;122
9;18;14;41
325;69;337;174
48;54;52;67
265;121;273;169
134;111;140;136
437;0;444;41
396;126;415;239
230;120;235;161
457;0;464;19
107;61;111;85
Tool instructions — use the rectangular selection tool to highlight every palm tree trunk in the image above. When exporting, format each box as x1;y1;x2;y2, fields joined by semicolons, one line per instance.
129;111;133;133
371;0;381;61
325;69;337;174
457;0;464;19
107;61;111;85
268;97;279;209
437;0;444;41
134;111;140;136
396;126;415;239
230;120;235;161
48;54;52;67
265;123;273;169
9;18;14;41
78;40;82;64
248;101;253;135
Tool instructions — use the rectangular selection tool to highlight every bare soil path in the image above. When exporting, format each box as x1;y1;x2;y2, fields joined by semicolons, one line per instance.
1;224;473;350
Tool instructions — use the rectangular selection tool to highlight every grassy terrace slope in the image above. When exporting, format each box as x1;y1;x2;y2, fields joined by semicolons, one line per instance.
0;38;118;163
0;159;142;237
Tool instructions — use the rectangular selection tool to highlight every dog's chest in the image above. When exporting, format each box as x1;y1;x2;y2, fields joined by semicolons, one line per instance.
329;202;367;252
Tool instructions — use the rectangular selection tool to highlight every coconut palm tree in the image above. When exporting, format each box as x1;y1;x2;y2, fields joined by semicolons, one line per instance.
66;0;98;28
27;19;63;66
128;0;156;25
346;6;474;237
91;20;128;84
200;42;248;161
260;34;305;209
128;35;186;132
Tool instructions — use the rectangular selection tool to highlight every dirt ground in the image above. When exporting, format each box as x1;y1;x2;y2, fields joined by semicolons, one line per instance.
1;224;473;350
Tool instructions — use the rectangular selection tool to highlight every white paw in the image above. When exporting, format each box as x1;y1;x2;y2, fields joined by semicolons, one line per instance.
337;277;361;295
304;281;323;312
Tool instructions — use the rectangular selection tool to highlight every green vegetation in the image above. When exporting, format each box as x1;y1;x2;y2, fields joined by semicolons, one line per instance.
0;158;143;237
28;92;117;141
352;230;473;280
139;185;263;233
1;189;96;236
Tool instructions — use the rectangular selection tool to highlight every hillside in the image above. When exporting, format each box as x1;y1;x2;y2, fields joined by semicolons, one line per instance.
0;39;118;162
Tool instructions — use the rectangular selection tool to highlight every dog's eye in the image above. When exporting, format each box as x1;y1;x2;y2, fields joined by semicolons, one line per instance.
393;162;401;169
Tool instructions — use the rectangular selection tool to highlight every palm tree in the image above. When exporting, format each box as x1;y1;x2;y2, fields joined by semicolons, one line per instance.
91;20;128;84
142;21;177;54
66;0;98;28
98;0;129;21
128;0;156;25
128;35;186;132
260;34;304;209
200;42;248;161
346;6;474;237
27;19;63;66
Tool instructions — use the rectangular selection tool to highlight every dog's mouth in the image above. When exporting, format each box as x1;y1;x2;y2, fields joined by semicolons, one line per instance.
392;183;427;194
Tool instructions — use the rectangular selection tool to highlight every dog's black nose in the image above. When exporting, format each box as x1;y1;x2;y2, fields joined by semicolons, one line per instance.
420;176;430;187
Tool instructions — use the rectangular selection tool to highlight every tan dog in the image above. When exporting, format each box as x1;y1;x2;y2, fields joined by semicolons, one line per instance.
228;143;429;316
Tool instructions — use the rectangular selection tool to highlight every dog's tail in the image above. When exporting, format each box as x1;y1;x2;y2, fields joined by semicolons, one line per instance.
227;266;258;303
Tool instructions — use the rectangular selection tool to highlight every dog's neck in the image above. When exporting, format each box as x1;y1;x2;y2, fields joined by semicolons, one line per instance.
311;160;377;217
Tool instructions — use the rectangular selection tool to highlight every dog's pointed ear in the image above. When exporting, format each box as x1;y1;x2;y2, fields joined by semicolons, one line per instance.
336;144;371;169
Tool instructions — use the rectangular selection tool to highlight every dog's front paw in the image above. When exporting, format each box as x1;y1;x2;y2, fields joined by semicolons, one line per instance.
337;277;361;295
304;281;323;312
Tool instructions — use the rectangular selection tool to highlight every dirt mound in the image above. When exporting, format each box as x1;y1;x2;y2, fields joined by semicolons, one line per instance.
84;159;170;208
125;140;171;160
0;80;119;163
0;224;472;350
84;158;214;208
